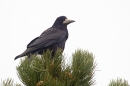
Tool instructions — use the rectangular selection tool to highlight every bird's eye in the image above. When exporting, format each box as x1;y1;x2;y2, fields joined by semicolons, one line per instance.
64;18;66;21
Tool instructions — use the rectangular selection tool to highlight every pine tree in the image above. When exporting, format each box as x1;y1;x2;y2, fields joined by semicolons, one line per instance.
1;49;129;86
0;78;22;86
108;78;129;86
16;49;97;86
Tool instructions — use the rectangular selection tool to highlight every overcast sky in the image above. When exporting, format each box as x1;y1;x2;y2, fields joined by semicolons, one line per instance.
0;0;130;86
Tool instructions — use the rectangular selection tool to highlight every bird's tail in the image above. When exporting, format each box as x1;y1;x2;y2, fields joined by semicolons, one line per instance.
14;55;21;60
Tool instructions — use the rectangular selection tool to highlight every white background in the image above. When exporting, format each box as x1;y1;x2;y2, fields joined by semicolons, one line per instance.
0;0;130;86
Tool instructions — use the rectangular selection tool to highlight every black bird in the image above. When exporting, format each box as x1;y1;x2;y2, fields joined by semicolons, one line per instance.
14;16;75;60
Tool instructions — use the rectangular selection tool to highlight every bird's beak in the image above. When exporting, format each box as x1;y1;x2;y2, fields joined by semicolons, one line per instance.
63;19;75;24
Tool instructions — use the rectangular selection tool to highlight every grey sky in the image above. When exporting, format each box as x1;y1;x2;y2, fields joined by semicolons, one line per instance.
0;0;130;86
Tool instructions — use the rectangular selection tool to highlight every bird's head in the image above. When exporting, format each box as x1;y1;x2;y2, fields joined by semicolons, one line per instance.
52;16;75;28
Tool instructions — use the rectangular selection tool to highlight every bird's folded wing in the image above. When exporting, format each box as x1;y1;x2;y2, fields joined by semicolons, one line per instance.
27;37;39;48
27;28;66;49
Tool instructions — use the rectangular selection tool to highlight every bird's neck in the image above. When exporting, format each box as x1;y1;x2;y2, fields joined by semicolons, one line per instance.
52;26;67;30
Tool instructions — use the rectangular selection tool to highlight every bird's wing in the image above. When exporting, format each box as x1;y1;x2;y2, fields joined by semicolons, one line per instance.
27;37;39;48
27;27;66;49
